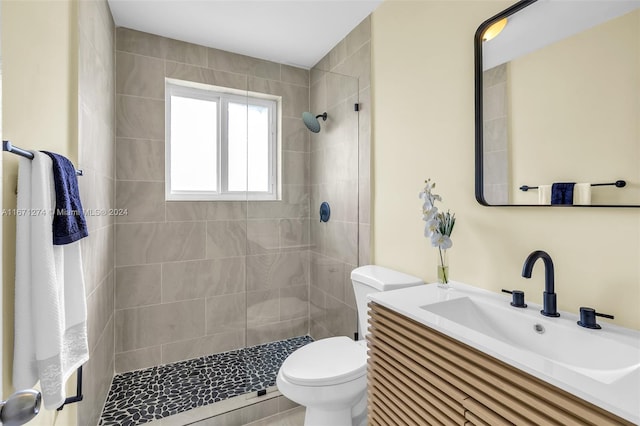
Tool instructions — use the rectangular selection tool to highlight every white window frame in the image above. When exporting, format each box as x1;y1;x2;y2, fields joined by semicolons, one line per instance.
165;79;280;201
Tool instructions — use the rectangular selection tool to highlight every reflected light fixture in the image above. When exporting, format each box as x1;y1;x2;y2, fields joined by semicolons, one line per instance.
483;18;507;42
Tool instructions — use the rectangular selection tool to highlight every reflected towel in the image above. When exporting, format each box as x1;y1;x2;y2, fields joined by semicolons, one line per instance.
13;153;89;410
574;183;592;205
538;185;551;205
551;182;575;205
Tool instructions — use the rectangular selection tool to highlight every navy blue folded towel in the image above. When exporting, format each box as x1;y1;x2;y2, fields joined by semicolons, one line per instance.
42;151;89;245
551;182;575;205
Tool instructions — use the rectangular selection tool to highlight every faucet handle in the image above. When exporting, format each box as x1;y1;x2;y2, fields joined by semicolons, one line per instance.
501;289;527;308
577;307;615;329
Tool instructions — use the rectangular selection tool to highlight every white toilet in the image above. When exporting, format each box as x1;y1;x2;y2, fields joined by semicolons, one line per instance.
276;265;423;426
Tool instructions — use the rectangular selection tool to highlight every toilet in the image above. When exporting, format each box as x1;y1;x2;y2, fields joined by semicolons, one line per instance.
276;265;423;426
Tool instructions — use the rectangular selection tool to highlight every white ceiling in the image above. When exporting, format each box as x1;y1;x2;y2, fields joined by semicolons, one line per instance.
107;0;383;69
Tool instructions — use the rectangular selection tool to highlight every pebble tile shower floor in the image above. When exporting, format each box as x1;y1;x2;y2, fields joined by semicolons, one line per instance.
99;336;313;426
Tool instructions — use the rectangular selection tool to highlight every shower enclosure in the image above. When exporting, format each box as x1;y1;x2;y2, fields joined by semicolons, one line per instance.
108;26;362;425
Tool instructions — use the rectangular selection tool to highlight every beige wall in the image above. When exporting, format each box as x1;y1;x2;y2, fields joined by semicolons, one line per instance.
371;0;640;330
309;17;371;340
114;28;311;372
1;0;78;424
510;10;640;205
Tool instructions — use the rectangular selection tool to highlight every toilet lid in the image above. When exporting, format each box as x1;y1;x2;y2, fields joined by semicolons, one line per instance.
280;336;367;386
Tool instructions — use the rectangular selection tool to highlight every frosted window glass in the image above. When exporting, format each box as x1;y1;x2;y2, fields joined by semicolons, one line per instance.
228;102;270;192
170;95;217;191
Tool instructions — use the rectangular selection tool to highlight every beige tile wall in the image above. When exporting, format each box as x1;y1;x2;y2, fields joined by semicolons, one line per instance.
114;28;311;372
76;1;116;425
309;17;371;340
482;63;509;204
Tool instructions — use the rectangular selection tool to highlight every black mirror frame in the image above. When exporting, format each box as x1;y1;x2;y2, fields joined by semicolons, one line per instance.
474;0;638;208
474;0;536;207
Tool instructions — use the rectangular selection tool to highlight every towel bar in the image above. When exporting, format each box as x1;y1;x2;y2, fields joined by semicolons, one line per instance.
520;180;626;192
57;366;83;410
3;140;83;176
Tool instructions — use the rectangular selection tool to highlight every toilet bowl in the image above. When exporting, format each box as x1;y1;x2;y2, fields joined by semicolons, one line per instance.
276;337;367;426
277;265;423;426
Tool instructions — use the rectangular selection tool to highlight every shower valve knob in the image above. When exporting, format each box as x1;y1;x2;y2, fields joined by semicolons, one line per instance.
319;202;330;223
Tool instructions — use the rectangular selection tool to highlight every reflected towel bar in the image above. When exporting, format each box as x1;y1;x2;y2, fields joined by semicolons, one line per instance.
520;180;626;192
3;140;83;176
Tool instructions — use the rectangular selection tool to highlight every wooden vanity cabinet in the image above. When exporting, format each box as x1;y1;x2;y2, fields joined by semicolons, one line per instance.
367;302;634;426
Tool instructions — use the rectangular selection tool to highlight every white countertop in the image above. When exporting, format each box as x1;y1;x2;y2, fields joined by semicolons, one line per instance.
368;281;640;423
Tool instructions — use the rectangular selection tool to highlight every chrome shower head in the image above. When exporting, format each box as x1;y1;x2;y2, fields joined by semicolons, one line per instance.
302;112;327;133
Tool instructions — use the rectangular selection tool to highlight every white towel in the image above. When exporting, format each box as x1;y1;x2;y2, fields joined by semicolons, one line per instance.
574;183;592;205
13;153;89;410
538;185;551;205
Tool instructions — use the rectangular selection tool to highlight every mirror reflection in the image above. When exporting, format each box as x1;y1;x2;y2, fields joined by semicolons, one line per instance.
476;0;640;206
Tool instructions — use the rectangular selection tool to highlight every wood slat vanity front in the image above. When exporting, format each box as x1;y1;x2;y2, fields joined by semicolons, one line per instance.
367;302;634;426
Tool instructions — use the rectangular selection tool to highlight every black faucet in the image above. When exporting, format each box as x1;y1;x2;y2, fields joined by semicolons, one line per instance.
521;250;560;317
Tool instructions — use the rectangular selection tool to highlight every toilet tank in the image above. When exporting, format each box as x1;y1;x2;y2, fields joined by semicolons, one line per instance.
351;265;423;340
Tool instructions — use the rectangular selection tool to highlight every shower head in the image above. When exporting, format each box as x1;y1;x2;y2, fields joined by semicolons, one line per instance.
302;112;328;133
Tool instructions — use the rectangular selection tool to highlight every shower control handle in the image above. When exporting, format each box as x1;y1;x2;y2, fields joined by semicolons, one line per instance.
319;202;330;223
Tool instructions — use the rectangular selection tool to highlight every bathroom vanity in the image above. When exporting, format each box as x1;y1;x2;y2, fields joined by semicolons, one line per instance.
366;283;639;425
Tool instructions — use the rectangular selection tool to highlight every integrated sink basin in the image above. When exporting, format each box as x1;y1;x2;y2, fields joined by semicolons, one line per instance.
420;296;640;384
367;281;640;424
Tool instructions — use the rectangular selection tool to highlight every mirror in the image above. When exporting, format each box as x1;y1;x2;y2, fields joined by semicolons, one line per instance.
475;0;640;207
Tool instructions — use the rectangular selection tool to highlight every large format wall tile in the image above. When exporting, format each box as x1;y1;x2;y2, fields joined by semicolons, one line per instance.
282;151;309;185
247;219;280;255
346;16;371;58
116;180;165;223
162;257;246;302
116;51;165;99
78;1;116;423
161;331;246;364
166;61;247;91
208;47;280;80
247;185;309;219
282;117;309;152
117;27;207;66
115;346;162;373
308;17;371;343
116;222;206;266
79;317;115;426
86;272;115;353
205;293;247;334
248;78;309;118
246;289;280;326
280;285;309;321
247;318;308;347
115;264;162;309
205;221;247;258
280;218;310;250
115;27;315;370
116;138;165;181
246;251;309;291
281;65;309;86
116;300;205;352
81;218;114;297
166;201;246;222
116;95;165;139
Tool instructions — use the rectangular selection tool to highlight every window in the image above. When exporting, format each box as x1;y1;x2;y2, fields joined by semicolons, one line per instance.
165;79;279;200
